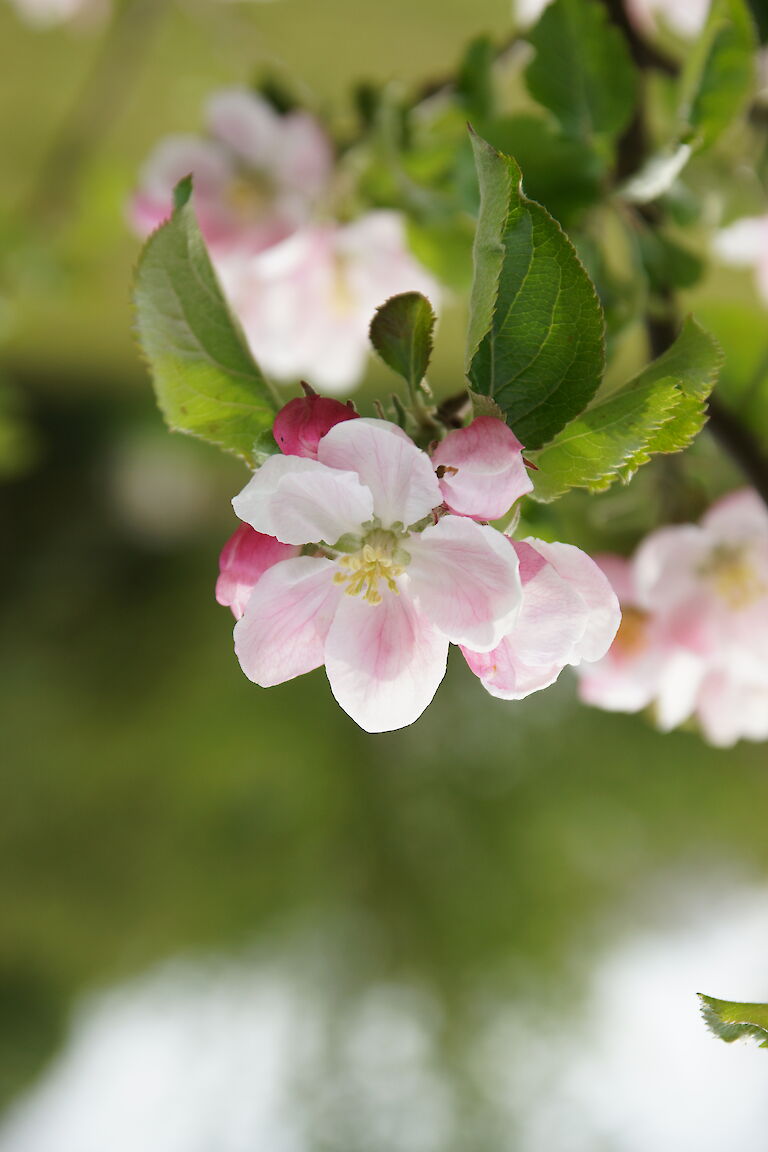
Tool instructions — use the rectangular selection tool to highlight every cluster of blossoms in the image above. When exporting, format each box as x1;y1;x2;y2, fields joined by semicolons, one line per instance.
578;491;768;747
216;395;620;733
131;88;439;391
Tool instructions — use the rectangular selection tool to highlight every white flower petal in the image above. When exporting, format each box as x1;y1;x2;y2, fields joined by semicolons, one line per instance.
406;516;522;652
324;588;448;733
317;419;441;528
232;454;374;546
234;556;339;686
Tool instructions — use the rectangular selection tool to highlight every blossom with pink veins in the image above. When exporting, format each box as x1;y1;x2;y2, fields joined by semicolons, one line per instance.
218;212;441;393
130;87;333;257
713;215;768;305
578;490;768;747
228;418;524;732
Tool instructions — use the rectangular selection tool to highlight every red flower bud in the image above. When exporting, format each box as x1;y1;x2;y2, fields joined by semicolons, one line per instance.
273;393;358;460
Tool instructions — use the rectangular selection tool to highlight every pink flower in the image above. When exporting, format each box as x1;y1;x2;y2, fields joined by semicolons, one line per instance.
431;416;533;521
228;418;522;732
578;490;768;746
130;88;333;257
713;215;768;306
219;213;441;393
215;523;299;620
272;393;358;460
462;538;620;699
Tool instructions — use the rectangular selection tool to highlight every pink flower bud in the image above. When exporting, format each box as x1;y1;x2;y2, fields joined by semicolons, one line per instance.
273;394;358;460
216;523;298;619
431;416;533;521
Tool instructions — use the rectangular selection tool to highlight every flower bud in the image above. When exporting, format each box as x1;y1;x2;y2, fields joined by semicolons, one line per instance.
272;394;359;460
216;523;298;619
432;416;533;521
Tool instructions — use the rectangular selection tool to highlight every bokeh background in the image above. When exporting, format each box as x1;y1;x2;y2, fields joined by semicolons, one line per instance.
2;2;768;1149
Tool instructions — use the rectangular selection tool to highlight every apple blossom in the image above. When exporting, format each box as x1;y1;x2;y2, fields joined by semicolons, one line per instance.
218;214;441;393
272;392;358;460
432;416;533;521
713;215;768;305
578;490;768;746
130;88;333;257
462;538;621;699
227;417;523;732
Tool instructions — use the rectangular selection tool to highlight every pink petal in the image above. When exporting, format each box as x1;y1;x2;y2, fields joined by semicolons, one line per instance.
324;588;448;733
232;454;374;546
131;136;233;240
520;539;621;663
431;417;533;521
406;516;522;652
317;419;441;528
461;643;565;701
697;670;768;747
234;556;340;686
701;488;768;539
274;112;333;199
215;523;299;619
205;88;279;170
273;394;358;460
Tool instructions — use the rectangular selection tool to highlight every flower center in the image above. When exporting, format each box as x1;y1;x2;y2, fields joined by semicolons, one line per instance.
333;529;408;605
613;606;649;656
699;544;766;610
227;172;275;222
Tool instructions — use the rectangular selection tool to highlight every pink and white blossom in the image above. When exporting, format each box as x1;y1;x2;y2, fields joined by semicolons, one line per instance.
130;88;333;257
272;393;358;459
219;214;441;393
431;416;533;521
462;538;621;699
229;418;523;732
578;490;768;747
713;215;768;305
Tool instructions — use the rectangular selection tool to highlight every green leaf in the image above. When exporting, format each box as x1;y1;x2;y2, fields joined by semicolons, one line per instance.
134;177;277;465
529;318;722;501
680;0;757;150
456;35;495;121
466;132;605;450
699;994;768;1046
524;0;637;144
369;292;436;391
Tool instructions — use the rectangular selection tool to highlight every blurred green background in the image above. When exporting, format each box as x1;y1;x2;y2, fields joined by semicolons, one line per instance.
2;1;768;1148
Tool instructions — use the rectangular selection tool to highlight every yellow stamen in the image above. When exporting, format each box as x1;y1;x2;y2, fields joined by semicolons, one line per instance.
333;537;406;605
613;606;649;656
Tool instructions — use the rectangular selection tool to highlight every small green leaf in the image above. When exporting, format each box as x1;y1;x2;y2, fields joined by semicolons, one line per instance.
699;994;768;1046
524;0;637;145
369;292;436;392
680;0;757;150
466;132;605;450
529;318;722;501
134;179;277;466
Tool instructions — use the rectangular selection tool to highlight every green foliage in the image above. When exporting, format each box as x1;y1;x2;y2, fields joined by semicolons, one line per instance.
524;0;637;146
530;318;722;501
680;0;757;150
699;994;768;1046
456;35;495;121
133;177;277;466
466;132;605;451
369;291;436;392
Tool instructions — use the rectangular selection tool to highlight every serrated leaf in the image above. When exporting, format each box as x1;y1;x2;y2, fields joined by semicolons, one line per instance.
699;994;768;1046
134;177;277;465
524;0;637;144
529;317;722;501
466;133;605;450
369;292;436;391
680;0;757;150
